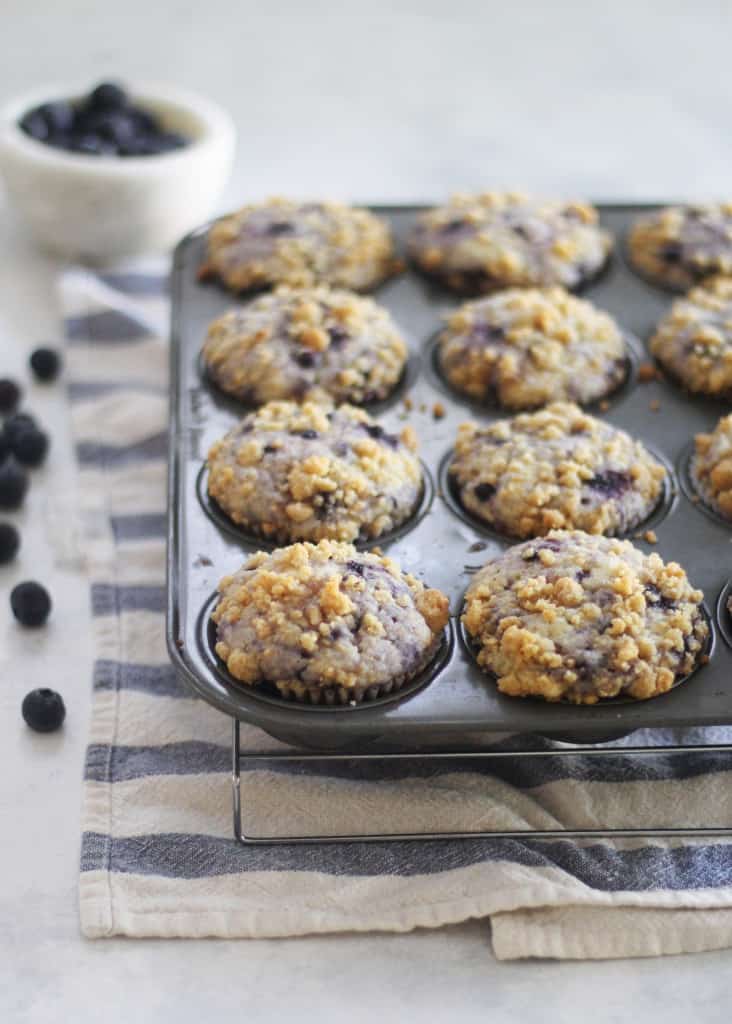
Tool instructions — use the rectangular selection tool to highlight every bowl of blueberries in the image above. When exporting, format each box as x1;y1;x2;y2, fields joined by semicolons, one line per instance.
0;80;236;262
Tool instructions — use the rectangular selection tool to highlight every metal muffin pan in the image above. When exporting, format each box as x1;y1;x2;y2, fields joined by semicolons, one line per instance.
167;204;732;751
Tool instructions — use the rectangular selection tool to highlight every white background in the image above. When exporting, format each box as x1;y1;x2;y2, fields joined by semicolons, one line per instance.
1;2;732;1021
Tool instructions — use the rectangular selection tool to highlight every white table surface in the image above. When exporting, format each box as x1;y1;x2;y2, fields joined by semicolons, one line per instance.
2;2;732;1020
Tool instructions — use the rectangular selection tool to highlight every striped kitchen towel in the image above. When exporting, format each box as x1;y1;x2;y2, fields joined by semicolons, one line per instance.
64;266;732;960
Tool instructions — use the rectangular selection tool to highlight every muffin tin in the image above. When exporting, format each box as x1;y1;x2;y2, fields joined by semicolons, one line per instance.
167;204;732;751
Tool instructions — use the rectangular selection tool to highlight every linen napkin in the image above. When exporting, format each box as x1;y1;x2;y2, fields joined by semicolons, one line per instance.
64;265;732;959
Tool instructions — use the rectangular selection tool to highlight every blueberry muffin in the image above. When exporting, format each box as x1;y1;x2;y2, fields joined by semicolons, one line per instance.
437;287;627;409
200;198;400;292
449;403;666;538
692;413;732;521
650;276;732;396
202;286;408;406
628;204;732;290
207;400;423;543
408;191;612;294
212;540;450;704
463;530;708;704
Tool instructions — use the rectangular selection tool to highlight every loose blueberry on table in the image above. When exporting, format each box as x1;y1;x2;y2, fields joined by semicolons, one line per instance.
0;457;29;509
0;521;20;563
29;347;62;383
19;81;189;158
22;689;66;733
0;379;21;415
11;581;52;627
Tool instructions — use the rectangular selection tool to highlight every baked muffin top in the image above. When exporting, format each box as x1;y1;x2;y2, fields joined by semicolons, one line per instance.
207;400;423;544
409;191;612;293
201;198;400;292
202;285;408;406
463;530;707;704
212;540;450;703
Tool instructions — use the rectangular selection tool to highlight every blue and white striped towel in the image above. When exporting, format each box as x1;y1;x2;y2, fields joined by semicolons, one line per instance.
64;266;732;959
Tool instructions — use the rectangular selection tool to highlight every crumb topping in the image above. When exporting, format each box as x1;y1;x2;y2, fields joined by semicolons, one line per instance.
693;412;732;520
437;287;626;408
449;402;666;538
207;400;422;543
202;198;400;292
202;285;408;406
408;191;611;294
212;539;450;699
463;530;707;704
629;204;732;290
650;276;732;396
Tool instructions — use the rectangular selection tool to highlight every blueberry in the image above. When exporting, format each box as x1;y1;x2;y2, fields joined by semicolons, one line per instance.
4;412;38;447
293;429;318;439
0;379;21;415
71;133;117;156
266;221;294;235
441;218;468;234
89;112;137;147
644;583;676;611
22;689;66;733
128;108;158;134
328;326;349;347
294;351;316;368
0;522;20;563
37;101;75;137
10;427;49;468
586;470;631;498
0;458;29;509
346;560;365;577
473;481;496;502
19;109;51;141
148;131;187;153
88;82;128;111
660;242;683;265
11;581;52;627
363;423;398;447
29;347;62;382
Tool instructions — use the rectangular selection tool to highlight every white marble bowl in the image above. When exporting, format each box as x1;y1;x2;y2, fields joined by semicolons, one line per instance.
0;83;236;263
